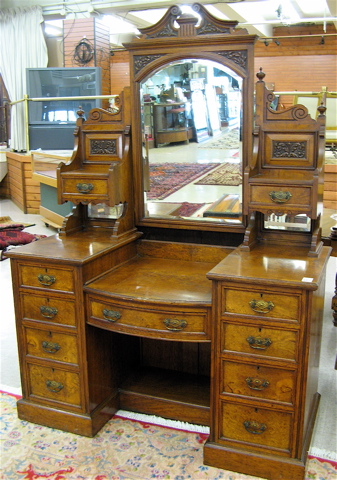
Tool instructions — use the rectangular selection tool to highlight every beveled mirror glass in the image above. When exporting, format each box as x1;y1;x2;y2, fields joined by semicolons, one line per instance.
140;59;243;226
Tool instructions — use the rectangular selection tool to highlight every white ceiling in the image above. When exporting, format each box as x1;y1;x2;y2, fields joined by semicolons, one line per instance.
2;0;337;41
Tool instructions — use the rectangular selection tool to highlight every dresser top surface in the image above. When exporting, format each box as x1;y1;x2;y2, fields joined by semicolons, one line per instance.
207;244;332;289
85;255;214;305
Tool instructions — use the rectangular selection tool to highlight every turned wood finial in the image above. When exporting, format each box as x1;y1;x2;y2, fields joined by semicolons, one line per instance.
256;67;265;82
77;106;85;118
317;102;326;116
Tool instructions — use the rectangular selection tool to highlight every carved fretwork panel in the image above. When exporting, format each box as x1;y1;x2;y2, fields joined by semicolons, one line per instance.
264;134;314;168
85;134;123;162
134;55;165;76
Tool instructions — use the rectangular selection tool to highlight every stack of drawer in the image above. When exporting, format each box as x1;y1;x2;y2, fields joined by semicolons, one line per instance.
15;261;84;419
215;284;302;457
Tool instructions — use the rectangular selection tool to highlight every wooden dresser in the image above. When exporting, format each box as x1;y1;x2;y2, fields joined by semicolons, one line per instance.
7;5;332;480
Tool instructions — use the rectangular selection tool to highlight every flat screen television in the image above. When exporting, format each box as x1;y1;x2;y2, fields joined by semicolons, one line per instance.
26;67;102;150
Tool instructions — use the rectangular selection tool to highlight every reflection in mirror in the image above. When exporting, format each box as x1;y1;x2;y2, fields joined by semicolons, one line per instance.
140;59;243;225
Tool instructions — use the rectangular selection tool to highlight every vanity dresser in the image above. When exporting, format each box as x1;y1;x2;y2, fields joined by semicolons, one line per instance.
7;5;331;480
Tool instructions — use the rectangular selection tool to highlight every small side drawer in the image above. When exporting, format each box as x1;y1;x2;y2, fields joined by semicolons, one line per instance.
220;401;293;453
249;185;311;210
223;289;300;321
25;327;78;364
19;264;75;293
222;323;298;361
27;363;81;407
21;293;76;326
87;297;210;340
62;178;108;197
221;360;296;405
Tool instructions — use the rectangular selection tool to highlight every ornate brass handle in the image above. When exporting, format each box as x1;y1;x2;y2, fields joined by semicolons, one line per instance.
246;336;272;350
102;309;121;322
269;190;292;203
40;305;58;319
46;380;64;393
249;299;275;314
37;274;56;286
163;318;187;331
243;420;267;434
76;182;94;194
42;341;61;354
246;377;270;391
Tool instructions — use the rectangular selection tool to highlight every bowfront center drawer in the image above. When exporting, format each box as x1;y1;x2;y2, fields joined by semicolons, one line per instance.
87;296;210;340
27;363;81;408
222;288;300;322
249;185;311;212
219;400;293;454
19;264;75;293
25;327;78;365
222;323;298;361
221;360;296;405
21;293;76;326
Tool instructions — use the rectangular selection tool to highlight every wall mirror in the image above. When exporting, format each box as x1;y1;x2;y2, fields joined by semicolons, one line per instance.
140;59;243;226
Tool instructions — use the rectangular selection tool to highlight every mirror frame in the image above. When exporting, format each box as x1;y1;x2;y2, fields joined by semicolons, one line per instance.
124;3;257;233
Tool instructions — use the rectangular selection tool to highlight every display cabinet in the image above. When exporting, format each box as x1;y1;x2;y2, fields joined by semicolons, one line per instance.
153;101;193;147
6;5;331;480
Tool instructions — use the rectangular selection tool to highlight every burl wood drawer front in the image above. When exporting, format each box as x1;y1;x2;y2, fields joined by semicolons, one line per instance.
27;364;81;406
25;328;78;364
220;401;292;452
21;293;76;326
221;360;296;405
19;265;75;293
88;298;209;338
249;185;311;209
223;289;299;321
222;323;298;361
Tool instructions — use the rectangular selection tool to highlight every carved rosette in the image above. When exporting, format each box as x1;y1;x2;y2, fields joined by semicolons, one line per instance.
272;141;307;158
134;55;165;76
90;139;117;155
218;50;247;71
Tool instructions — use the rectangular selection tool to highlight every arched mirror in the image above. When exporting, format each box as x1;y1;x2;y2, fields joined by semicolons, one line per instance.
125;3;257;233
141;59;243;225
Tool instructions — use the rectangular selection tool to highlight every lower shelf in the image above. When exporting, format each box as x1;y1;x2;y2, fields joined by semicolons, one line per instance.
119;367;210;426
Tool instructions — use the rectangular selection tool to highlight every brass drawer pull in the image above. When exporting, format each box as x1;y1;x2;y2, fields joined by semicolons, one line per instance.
40;305;58;319
269;190;292;203
246;377;270;390
46;380;64;393
163;318;187;331
102;308;121;322
243;420;267;434
246;336;272;350
42;341;61;354
76;182;94;194
37;274;56;286
249;299;275;314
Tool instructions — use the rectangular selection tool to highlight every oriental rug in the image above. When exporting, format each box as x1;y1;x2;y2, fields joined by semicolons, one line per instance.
198;128;240;150
147;162;220;200
1;391;336;480
194;162;242;186
0;218;46;261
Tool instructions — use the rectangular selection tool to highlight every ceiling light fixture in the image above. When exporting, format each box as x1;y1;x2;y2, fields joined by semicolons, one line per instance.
264;39;269;46
320;36;325;44
274;39;281;46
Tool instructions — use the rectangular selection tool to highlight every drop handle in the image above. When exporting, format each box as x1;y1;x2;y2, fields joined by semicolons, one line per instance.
243;420;267;434
40;306;58;319
76;183;94;194
42;341;61;354
249;299;275;314
163;319;187;331
269;190;292;203
102;309;121;322
246;336;272;350
246;377;270;390
46;380;64;393
37;274;56;286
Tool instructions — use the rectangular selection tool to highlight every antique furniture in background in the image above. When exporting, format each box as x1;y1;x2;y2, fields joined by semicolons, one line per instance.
7;5;331;480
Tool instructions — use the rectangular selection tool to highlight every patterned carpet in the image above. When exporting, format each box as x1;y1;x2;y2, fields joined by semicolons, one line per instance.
1;391;336;480
194;162;242;186
198;128;240;150
147;162;220;200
